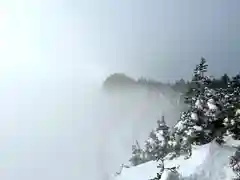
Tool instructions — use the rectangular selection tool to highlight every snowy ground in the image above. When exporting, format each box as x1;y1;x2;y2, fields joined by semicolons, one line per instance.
113;139;238;180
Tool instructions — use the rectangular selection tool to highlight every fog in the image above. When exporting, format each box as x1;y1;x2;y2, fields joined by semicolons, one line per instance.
0;2;180;180
0;68;181;180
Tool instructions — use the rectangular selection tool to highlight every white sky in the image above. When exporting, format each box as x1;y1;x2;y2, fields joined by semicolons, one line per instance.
2;0;240;82
0;0;108;86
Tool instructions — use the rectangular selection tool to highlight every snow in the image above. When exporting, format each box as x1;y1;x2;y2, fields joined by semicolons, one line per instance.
193;142;235;180
168;140;177;147
155;132;164;142
224;136;240;148
163;143;210;177
174;121;185;131
147;138;155;146
195;99;203;109
113;161;159;180
191;112;198;121
207;99;218;110
113;140;238;180
186;129;194;136
231;119;236;125
236;109;240;116
224;117;229;123
193;125;203;131
160;170;179;180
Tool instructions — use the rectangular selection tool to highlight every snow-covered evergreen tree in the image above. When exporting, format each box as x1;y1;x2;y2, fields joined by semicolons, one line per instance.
148;116;180;180
144;137;155;161
152;58;240;179
230;147;240;180
154;116;171;160
129;141;146;166
171;58;239;157
127;58;240;180
176;58;217;145
145;130;158;158
171;58;240;179
143;116;171;162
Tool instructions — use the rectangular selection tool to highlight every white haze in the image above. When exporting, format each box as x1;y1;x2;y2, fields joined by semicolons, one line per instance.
0;1;181;180
0;75;180;180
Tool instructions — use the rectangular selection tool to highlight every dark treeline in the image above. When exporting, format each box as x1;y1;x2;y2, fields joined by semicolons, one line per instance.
138;73;232;94
103;72;233;95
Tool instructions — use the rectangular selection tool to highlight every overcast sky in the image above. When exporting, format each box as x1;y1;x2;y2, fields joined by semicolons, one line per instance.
1;0;240;83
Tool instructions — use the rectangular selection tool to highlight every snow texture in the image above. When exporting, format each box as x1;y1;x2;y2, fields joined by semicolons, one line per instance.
191;112;198;121
193;125;203;131
155;132;165;142
113;141;238;180
195;99;203;109
174;121;185;132
160;170;180;180
235;109;240;116
113;161;159;180
207;100;218;111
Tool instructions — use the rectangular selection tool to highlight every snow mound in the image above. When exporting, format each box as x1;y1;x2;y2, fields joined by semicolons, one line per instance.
113;141;237;180
113;161;159;180
164;143;210;177
192;142;235;180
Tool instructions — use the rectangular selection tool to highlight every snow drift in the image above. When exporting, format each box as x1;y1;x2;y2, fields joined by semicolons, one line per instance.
113;141;237;180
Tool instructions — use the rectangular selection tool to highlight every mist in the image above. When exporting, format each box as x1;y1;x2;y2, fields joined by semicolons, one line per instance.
0;64;183;180
0;67;181;180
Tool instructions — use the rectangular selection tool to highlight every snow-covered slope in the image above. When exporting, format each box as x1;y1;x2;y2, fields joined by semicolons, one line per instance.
113;141;237;180
195;142;235;179
114;161;159;180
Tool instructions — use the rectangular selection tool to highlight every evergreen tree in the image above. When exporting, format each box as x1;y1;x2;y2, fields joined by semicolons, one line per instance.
221;73;230;88
143;116;171;161
171;58;240;179
128;57;240;180
154;116;170;160
172;58;226;156
129;141;142;166
148;117;179;180
143;130;159;162
129;141;145;166
143;140;154;161
230;147;240;180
